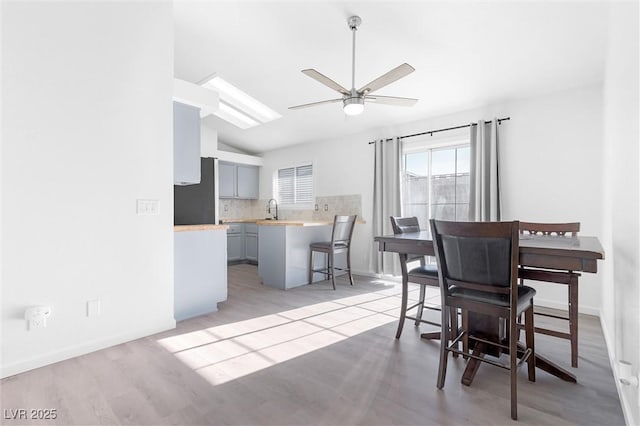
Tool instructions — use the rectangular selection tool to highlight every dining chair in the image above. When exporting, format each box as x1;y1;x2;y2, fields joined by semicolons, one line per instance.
518;221;581;367
308;215;357;290
430;219;536;421
390;217;457;344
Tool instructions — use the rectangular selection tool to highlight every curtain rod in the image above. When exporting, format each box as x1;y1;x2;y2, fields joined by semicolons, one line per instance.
367;116;511;144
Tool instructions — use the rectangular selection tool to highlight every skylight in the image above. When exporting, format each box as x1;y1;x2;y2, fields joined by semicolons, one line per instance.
201;75;281;129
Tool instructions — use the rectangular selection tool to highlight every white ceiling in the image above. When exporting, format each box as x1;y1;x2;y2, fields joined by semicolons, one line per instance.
174;1;609;154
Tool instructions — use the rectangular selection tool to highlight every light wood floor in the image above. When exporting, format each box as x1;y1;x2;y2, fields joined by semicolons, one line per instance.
1;264;624;425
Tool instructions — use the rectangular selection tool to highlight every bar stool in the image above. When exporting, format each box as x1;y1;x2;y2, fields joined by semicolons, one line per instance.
518;221;581;367
431;219;536;421
308;215;357;290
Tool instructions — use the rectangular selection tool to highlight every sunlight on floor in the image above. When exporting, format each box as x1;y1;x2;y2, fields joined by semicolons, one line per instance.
157;281;439;386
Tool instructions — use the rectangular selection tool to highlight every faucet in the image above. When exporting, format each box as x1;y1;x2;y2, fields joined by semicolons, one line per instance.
267;198;278;220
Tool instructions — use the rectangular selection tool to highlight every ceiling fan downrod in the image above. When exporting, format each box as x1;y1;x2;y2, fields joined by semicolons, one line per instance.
348;16;361;91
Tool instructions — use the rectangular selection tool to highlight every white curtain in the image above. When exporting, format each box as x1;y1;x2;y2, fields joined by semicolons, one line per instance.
371;137;402;275
469;119;501;221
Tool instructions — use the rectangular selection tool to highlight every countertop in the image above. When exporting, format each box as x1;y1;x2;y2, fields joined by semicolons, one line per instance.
219;219;264;223
256;220;334;227
220;219;365;227
174;224;229;232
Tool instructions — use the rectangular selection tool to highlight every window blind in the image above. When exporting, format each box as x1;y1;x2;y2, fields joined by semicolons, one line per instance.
277;164;313;204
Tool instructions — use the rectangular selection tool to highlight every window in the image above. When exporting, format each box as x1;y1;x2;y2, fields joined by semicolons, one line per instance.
402;143;470;227
274;164;313;205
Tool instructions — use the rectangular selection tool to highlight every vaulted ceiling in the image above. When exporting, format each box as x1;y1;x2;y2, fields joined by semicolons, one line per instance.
174;1;608;154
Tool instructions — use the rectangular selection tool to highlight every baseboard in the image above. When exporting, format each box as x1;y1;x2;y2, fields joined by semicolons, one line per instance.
0;318;176;379
601;315;637;426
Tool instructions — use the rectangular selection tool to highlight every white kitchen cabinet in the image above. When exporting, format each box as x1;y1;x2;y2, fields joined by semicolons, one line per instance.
173;101;201;185
219;161;259;199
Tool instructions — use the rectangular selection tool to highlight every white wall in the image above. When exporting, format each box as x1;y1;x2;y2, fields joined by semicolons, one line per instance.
601;2;639;424
1;1;175;377
260;84;604;314
499;86;604;313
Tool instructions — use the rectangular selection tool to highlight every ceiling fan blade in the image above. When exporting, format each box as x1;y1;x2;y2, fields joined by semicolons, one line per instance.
289;98;343;110
302;69;351;95
358;63;415;95
365;95;418;107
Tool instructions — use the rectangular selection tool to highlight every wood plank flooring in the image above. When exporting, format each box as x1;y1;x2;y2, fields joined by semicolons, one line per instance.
1;264;624;425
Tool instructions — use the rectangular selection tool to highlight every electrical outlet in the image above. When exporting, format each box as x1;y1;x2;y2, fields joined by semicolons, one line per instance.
29;317;46;330
25;306;51;330
87;299;101;317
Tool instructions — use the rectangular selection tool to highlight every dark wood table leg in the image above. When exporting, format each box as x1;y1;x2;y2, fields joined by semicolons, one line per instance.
516;344;576;383
569;277;579;368
459;340;576;387
534;352;576;383
395;254;409;339
461;342;487;386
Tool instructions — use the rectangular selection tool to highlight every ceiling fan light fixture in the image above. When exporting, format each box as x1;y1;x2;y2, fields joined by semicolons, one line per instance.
343;97;364;116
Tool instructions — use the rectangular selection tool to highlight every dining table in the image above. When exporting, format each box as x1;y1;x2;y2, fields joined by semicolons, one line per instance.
374;229;605;384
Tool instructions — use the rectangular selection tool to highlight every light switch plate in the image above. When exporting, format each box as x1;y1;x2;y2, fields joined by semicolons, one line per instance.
137;199;159;215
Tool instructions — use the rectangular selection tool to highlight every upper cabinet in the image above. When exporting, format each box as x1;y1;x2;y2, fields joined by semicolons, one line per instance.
236;164;259;199
173;101;201;185
219;161;259;199
218;162;236;198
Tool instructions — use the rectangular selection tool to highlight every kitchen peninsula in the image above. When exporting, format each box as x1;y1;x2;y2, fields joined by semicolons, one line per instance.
256;220;347;290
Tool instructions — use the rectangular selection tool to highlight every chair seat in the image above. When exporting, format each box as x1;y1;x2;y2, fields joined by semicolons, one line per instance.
310;241;349;251
407;264;438;278
450;285;536;312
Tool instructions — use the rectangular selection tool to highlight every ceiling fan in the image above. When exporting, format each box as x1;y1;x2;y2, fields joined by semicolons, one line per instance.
289;15;418;116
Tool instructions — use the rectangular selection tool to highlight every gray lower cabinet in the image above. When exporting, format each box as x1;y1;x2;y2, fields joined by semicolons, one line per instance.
227;234;244;261
219;161;259;199
258;224;334;290
227;223;244;261
245;224;258;261
226;222;258;264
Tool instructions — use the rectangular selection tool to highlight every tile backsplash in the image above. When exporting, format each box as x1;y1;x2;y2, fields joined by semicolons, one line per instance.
218;194;362;222
218;199;263;220
311;195;362;221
